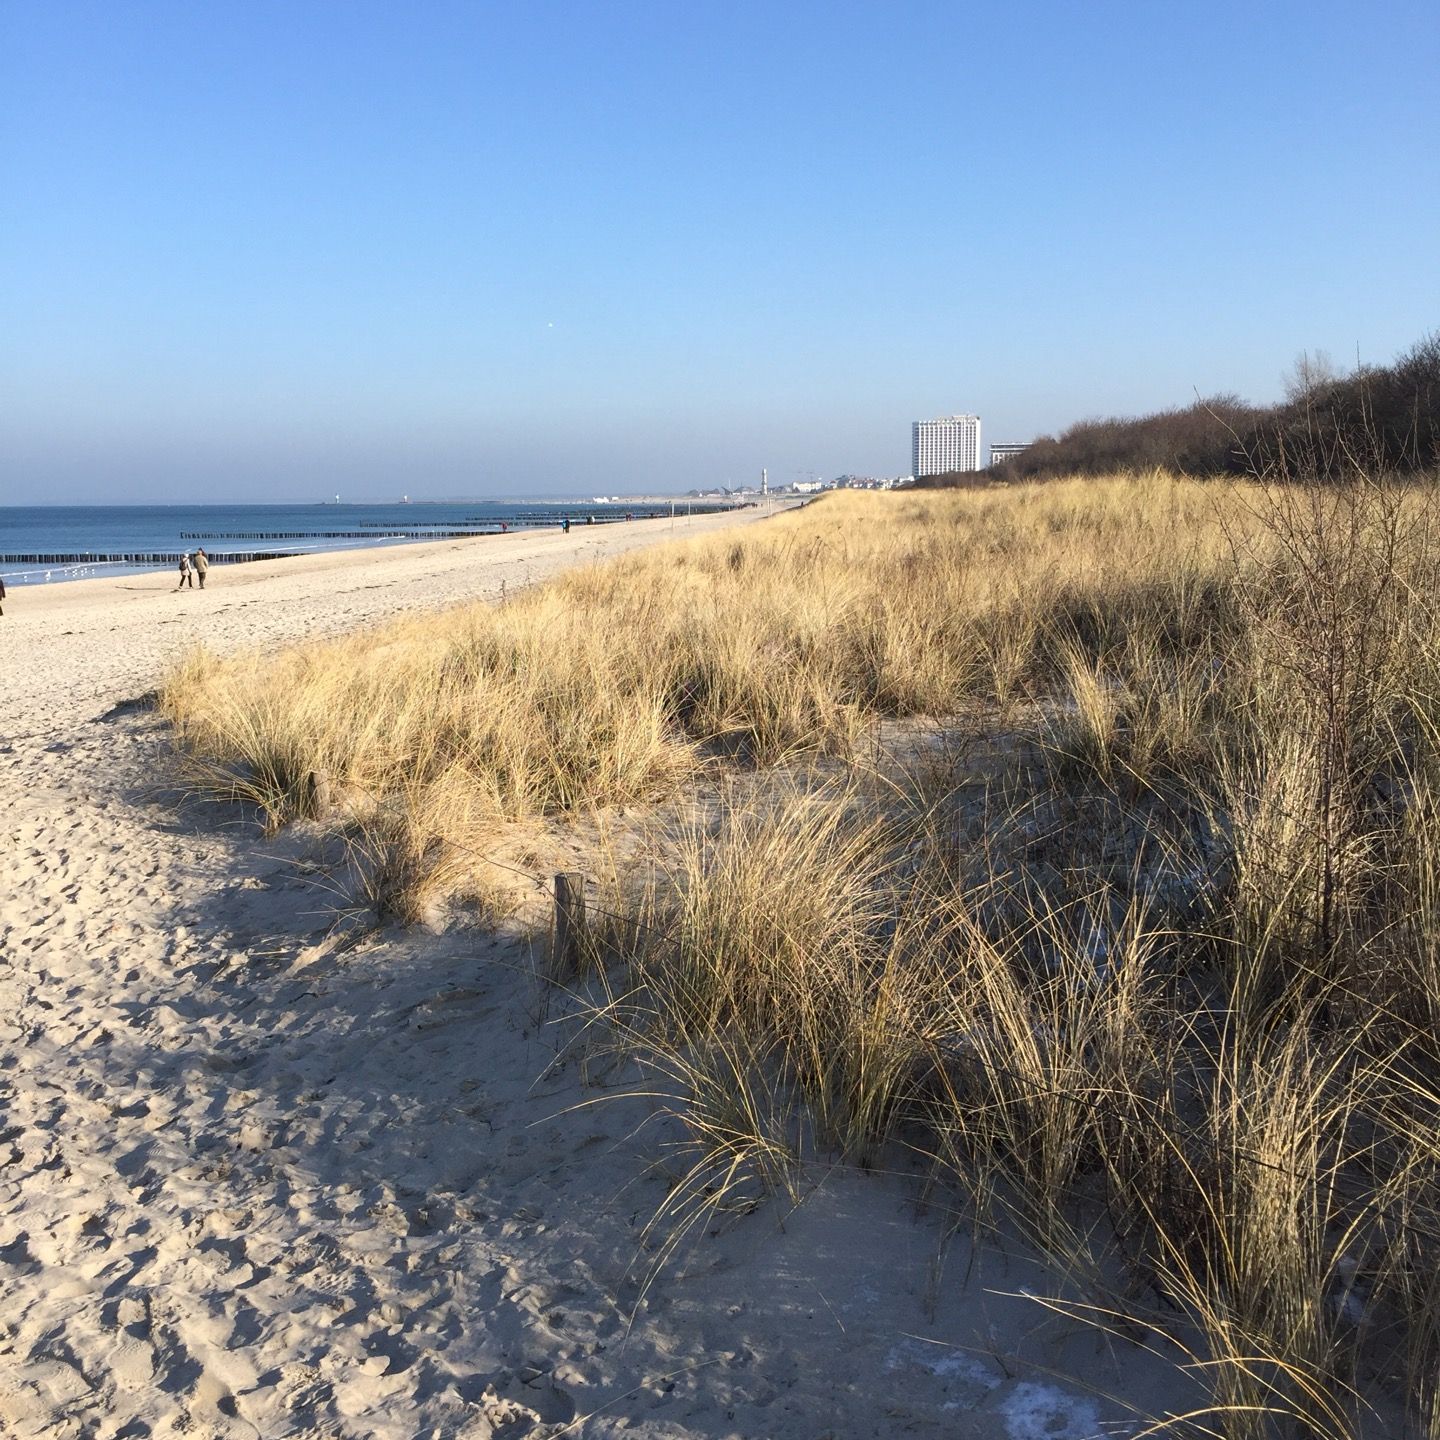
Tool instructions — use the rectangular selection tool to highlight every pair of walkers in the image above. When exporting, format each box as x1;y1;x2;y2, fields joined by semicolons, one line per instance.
176;548;209;590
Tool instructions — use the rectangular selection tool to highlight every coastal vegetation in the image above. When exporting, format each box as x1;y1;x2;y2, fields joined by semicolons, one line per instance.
164;472;1440;1436
955;331;1440;483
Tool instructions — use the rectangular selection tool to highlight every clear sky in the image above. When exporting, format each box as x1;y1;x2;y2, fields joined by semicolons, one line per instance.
3;0;1437;502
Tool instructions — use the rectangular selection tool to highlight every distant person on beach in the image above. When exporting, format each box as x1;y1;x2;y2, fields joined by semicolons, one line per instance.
0;576;6;616
176;553;193;590
194;548;209;589
562;516;570;534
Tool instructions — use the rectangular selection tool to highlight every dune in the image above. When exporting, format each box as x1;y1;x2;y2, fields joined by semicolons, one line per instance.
0;507;1183;1437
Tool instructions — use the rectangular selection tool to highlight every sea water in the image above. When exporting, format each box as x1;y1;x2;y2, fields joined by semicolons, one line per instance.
0;499;685;586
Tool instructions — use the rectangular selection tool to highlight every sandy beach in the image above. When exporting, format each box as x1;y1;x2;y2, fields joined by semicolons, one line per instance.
0;510;1185;1438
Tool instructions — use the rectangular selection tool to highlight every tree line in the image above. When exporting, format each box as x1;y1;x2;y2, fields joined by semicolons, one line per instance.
917;331;1440;486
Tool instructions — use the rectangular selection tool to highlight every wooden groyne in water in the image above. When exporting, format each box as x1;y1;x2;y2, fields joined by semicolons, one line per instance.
178;504;746;541
0;549;302;567
337;502;745;530
177;529;488;542
3;502;756;572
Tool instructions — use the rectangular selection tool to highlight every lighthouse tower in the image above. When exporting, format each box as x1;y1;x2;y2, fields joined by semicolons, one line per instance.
761;468;768;496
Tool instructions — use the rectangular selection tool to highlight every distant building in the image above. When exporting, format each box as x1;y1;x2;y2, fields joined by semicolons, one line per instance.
912;414;982;477
988;442;1031;467
792;479;824;494
834;474;902;490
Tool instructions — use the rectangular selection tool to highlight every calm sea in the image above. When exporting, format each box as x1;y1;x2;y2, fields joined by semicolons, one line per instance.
0;499;688;586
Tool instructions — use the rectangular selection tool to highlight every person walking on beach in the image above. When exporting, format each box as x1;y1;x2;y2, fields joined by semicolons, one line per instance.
176;553;193;590
0;576;6;616
562;516;571;534
194;547;209;589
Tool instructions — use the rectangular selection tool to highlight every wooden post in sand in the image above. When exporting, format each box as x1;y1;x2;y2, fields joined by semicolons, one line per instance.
306;768;331;816
553;871;587;973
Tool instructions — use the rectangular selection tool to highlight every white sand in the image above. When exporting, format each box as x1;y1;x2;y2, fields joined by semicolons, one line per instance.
0;511;1194;1437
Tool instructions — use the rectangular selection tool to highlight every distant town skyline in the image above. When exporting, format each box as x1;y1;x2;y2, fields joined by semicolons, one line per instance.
3;1;1437;504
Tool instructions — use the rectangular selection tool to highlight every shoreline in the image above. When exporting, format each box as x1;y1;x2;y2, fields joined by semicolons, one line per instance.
0;505;790;719
0;508;762;609
0;499;761;591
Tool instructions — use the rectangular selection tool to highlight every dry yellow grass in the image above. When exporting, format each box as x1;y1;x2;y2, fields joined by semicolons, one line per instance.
164;473;1440;1436
161;472;1251;831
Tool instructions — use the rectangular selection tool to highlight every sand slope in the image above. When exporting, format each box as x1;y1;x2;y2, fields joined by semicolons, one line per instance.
0;512;1191;1437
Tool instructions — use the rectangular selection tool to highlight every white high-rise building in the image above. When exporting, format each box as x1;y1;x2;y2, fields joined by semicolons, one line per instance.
912;414;982;477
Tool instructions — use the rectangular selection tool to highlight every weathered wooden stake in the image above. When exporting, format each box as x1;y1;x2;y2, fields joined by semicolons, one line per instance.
306;768;331;816
553;871;587;974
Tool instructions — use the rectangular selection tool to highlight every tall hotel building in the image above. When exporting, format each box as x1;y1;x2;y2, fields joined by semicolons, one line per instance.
912;414;982;477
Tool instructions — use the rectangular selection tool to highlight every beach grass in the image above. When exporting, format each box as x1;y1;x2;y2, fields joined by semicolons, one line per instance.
163;473;1440;1435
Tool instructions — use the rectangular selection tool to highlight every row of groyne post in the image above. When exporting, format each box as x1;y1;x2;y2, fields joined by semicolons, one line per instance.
0;549;303;567
337;503;744;529
1;501;754;573
175;529;504;542
177;502;748;542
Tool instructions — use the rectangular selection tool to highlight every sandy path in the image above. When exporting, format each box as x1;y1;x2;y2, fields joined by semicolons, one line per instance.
0;509;1185;1437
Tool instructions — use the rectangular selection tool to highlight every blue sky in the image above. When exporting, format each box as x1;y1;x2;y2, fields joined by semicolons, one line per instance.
3;0;1437;502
